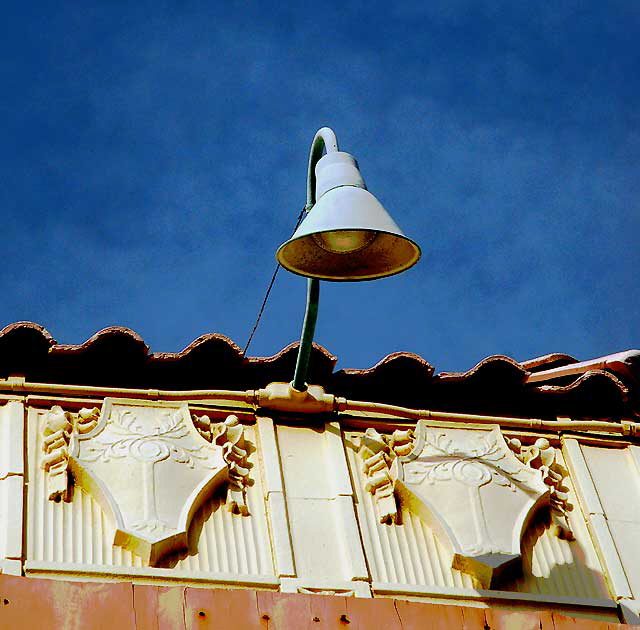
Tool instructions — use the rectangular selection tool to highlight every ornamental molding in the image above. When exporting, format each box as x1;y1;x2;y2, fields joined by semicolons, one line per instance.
359;427;413;525
192;412;251;515
42;406;100;502
506;436;573;540
359;421;573;588
42;399;250;566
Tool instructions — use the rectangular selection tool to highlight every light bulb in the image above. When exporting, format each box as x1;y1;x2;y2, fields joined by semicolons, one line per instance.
311;230;378;254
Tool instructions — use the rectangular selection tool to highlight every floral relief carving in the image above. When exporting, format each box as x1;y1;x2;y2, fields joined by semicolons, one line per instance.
76;408;219;536
398;427;551;566
41;399;247;566
358;421;574;589
404;430;518;488
358;427;414;524
507;437;573;540
193;413;251;515
82;408;212;467
42;406;100;501
214;415;251;516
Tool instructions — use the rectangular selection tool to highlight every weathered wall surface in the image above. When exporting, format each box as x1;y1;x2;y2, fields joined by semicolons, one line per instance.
0;574;634;630
3;395;640;622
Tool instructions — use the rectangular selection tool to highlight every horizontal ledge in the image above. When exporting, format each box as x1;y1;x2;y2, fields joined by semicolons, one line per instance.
0;378;254;404
372;582;617;610
24;561;280;588
1;378;637;439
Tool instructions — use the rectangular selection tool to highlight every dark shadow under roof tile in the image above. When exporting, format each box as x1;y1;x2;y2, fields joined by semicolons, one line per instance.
0;322;635;419
0;322;57;378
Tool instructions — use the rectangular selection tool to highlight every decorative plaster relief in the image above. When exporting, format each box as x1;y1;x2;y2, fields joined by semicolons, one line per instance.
506;437;573;540
42;399;250;566
359;422;573;589
193;413;251;515
42;406;100;501
359;428;413;524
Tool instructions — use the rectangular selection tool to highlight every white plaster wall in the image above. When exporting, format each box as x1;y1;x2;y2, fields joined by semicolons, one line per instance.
275;422;368;588
0;400;24;575
581;444;640;599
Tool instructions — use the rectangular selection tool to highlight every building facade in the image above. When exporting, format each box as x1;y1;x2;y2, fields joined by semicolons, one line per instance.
0;321;639;628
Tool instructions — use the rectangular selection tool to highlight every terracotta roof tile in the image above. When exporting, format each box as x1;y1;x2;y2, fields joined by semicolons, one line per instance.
0;322;635;419
519;353;579;372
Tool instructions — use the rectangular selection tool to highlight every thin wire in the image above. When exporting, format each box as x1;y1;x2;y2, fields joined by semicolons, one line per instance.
242;206;309;356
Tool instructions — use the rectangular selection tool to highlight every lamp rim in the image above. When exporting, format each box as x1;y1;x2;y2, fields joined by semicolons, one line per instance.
276;229;422;282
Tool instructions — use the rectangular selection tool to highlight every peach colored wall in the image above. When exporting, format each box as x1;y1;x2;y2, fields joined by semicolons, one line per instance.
0;574;635;629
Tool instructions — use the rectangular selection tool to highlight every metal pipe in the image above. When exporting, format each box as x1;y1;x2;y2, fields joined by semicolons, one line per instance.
0;377;253;402
291;277;320;391
291;128;339;392
0;377;640;436
306;127;339;209
339;399;638;434
1;376;638;437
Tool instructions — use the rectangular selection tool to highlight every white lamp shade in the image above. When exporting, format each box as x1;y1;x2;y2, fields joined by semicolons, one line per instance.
277;185;421;281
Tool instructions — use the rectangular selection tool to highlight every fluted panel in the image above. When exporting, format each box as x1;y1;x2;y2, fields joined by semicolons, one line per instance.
28;414;273;578
505;449;608;599
346;431;608;598
346;431;475;589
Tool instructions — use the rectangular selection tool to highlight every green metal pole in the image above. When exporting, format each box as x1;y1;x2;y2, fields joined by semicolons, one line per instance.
290;128;338;392
291;277;320;391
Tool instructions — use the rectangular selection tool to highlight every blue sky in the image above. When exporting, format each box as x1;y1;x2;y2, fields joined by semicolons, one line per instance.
1;2;638;373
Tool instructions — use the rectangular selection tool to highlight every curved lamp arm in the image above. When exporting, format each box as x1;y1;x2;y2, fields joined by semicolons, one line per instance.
305;127;338;210
291;127;339;392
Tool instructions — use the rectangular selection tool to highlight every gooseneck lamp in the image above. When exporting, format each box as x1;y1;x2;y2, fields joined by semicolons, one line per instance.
277;127;421;392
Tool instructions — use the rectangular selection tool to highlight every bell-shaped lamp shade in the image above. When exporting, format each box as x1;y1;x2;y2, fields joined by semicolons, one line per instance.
277;152;421;281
